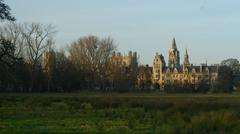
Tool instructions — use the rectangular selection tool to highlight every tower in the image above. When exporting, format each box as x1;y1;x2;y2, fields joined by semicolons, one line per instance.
183;48;190;68
168;38;180;69
43;50;56;73
43;50;56;91
153;53;166;83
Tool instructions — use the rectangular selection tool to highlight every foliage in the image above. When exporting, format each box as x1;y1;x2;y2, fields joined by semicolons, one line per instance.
0;0;15;21
0;38;18;66
216;66;233;92
221;58;240;74
0;38;29;91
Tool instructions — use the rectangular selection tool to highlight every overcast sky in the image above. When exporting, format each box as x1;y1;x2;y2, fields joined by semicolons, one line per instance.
7;0;240;65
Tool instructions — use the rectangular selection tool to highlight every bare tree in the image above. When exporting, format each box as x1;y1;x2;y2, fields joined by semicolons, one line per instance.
68;35;116;89
22;23;55;66
21;23;56;91
97;37;116;85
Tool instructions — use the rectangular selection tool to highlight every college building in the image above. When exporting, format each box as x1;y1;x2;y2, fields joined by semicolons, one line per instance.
152;38;219;90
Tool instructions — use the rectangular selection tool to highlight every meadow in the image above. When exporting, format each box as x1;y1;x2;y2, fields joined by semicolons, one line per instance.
1;92;240;134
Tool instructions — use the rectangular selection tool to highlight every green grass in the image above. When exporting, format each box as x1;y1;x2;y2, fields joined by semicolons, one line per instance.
1;92;240;134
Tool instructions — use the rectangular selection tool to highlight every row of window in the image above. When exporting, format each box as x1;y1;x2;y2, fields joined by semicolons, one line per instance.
164;79;209;84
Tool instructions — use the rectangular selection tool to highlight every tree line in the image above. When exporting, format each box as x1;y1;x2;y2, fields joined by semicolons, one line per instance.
0;0;239;93
0;22;236;93
0;22;141;92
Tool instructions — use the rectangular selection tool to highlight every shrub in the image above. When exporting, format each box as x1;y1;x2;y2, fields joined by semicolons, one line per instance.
25;97;51;109
81;102;93;113
185;111;240;134
143;103;172;112
51;102;69;110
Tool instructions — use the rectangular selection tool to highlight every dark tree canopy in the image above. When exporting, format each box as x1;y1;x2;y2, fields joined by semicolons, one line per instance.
221;58;240;74
0;0;15;21
0;38;19;66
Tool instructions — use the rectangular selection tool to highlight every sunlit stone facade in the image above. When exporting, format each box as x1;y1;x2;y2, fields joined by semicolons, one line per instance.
153;38;219;89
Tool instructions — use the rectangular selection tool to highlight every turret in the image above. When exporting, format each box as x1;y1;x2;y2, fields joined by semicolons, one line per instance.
183;48;190;68
153;53;166;81
128;51;133;57
133;52;137;58
168;38;180;69
172;37;177;49
43;50;56;73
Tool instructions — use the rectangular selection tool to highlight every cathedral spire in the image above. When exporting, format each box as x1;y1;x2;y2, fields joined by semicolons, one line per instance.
184;48;190;67
168;38;180;69
185;48;188;57
172;37;177;49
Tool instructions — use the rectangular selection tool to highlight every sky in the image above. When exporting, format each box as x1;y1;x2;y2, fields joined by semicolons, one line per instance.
7;0;240;65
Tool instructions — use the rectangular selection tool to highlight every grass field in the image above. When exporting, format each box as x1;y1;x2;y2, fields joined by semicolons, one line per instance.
1;92;240;134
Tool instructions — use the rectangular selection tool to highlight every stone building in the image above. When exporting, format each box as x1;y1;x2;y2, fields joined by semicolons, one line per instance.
111;51;138;70
43;50;57;90
110;51;139;89
153;38;219;90
168;38;180;69
137;65;152;90
43;50;56;73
